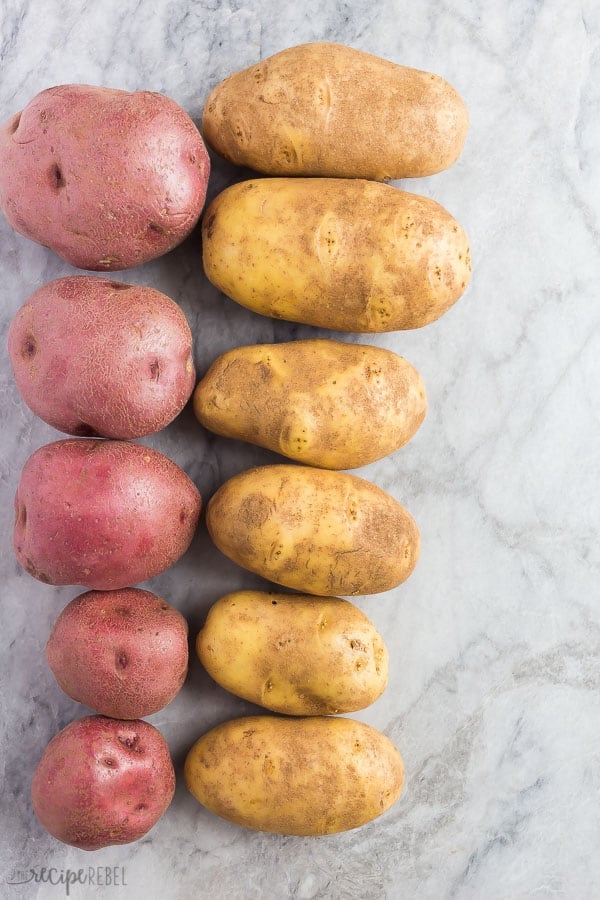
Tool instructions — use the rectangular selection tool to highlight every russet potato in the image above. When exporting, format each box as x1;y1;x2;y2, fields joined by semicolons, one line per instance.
202;177;471;332
202;42;468;180
205;464;420;596
184;715;404;835
197;591;388;714
194;338;426;469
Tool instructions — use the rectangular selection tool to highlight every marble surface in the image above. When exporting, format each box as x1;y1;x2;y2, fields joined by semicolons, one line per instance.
1;1;599;898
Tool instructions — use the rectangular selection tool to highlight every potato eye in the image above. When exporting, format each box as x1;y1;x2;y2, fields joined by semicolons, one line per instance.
50;163;66;190
21;336;37;359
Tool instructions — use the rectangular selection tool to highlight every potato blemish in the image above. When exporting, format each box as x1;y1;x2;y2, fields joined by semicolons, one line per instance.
21;335;36;359
50;162;66;190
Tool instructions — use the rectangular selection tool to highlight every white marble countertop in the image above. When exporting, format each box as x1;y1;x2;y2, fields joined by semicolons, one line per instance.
1;1;599;898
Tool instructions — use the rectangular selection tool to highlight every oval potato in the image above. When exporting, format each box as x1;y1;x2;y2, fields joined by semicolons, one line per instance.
194;339;426;469
184;715;404;835
197;591;388;714
202;177;471;332
202;42;468;180
205;464;420;596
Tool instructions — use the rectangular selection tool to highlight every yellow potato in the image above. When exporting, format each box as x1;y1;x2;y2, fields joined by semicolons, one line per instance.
194;339;426;469
202;42;468;180
205;464;420;596
202;177;471;332
184;715;404;835
197;591;388;715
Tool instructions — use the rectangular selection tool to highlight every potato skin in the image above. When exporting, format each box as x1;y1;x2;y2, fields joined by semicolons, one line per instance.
31;715;175;850
202;178;471;332
202;42;468;180
14;439;201;589
0;84;210;270
205;465;420;596
8;276;196;439
194;339;426;469
197;591;388;715
46;588;189;719
184;715;404;835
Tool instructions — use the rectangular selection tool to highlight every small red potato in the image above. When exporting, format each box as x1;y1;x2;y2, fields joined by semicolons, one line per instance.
8;276;196;439
0;84;210;270
46;588;189;719
13;439;201;589
31;715;175;850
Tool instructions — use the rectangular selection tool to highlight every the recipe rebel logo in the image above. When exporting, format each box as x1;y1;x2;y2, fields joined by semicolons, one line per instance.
6;865;127;895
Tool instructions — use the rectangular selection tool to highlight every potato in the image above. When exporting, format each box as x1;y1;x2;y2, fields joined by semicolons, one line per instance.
8;276;196;439
0;84;210;270
31;715;175;849
185;715;404;835
194;338;426;469
197;591;388;715
14;439;201;589
202;42;468;180
202;178;471;332
205;464;419;596
46;588;189;719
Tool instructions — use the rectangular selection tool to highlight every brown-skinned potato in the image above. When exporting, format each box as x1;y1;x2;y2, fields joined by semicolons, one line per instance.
205;464;420;596
184;715;405;835
193;339;426;469
197;591;389;715
202;177;471;332
202;42;468;180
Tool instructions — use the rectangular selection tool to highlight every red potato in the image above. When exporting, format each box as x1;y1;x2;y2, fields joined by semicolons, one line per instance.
46;588;189;719
31;715;175;850
0;85;210;270
13;439;201;589
8;276;196;439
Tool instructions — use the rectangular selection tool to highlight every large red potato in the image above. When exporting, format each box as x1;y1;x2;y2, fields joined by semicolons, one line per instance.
46;588;189;719
8;276;196;439
0;84;210;270
13;439;201;589
31;715;175;850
